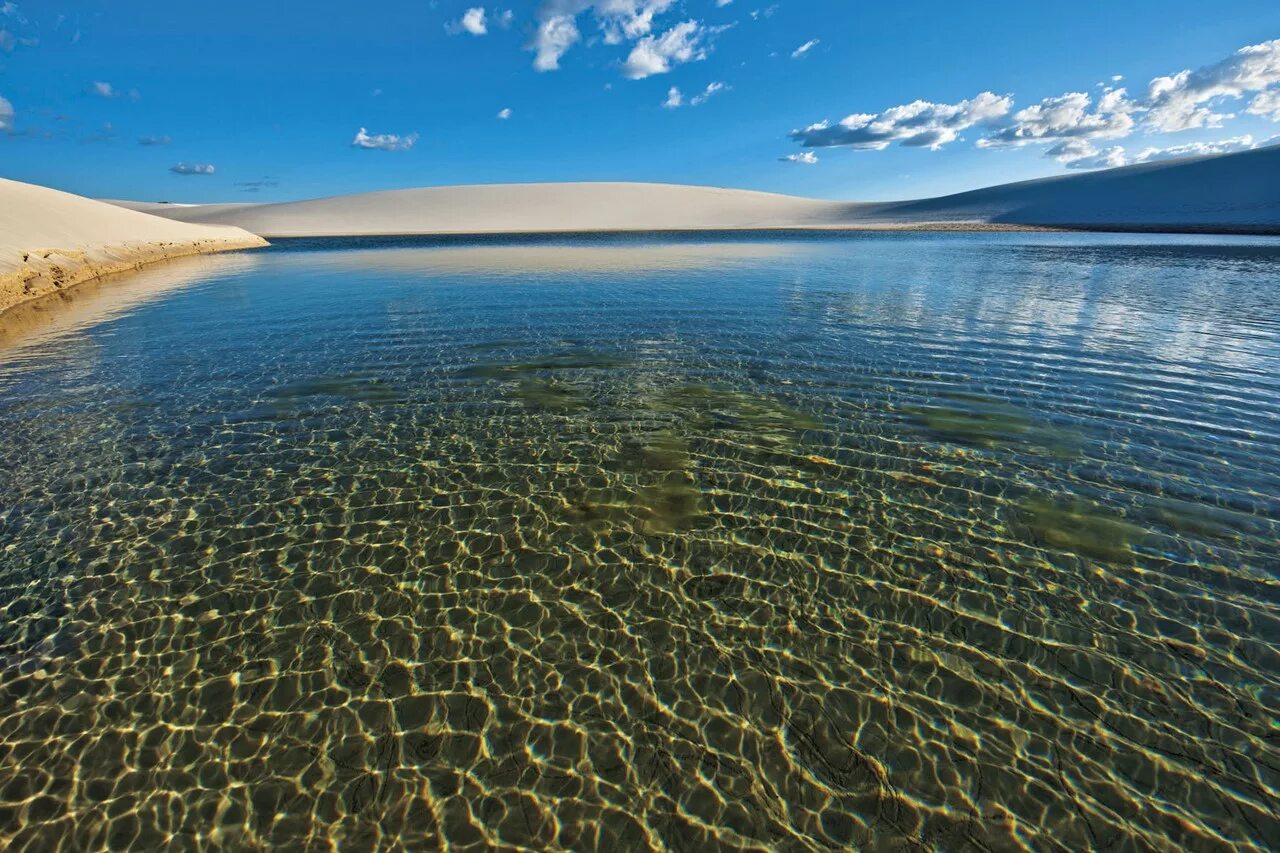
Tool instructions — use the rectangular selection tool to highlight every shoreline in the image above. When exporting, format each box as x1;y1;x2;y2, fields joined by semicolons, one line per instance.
252;222;1280;240
0;237;268;318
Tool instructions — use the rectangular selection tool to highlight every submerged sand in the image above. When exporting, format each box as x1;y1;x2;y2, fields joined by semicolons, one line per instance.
0;178;267;316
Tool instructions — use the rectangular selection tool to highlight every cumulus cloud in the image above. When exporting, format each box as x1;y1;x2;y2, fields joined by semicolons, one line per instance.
980;89;1136;147
791;91;1012;151
785;38;1280;164
1135;134;1257;163
781;151;818;164
0;95;13;131
1144;39;1280;131
1248;88;1280;121
791;39;818;59
351;127;418;151
497;107;512;119
138;135;171;146
663;86;682;108
1048;134;1259;170
452;7;487;35
622;20;707;79
170;163;215;175
1044;140;1127;170
532;1;721;75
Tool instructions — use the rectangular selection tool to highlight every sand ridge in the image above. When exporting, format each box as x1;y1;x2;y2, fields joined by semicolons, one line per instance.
110;144;1280;237
0;177;267;316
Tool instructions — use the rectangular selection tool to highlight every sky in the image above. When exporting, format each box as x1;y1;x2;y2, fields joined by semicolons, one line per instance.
2;0;1279;203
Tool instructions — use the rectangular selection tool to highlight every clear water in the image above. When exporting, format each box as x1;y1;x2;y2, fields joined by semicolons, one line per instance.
0;233;1278;851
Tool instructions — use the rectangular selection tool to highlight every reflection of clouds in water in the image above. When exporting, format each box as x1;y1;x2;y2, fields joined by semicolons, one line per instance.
309;242;797;277
0;252;263;361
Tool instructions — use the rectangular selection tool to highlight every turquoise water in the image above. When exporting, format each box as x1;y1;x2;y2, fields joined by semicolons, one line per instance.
0;233;1277;850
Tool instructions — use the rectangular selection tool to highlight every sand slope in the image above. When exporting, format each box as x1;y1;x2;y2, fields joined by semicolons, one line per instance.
111;183;863;237
862;144;1280;230
111;144;1280;237
1;178;267;315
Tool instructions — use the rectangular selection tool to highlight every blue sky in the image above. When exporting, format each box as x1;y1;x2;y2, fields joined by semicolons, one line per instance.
2;0;1279;203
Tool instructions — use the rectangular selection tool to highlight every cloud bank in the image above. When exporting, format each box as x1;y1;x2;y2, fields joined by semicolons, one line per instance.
791;92;1012;151
787;38;1280;168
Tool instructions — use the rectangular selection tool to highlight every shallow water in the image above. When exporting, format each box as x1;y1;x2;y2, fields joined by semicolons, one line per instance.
1;233;1278;851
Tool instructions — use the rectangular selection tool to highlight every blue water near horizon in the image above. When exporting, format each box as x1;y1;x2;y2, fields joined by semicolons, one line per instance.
0;232;1277;850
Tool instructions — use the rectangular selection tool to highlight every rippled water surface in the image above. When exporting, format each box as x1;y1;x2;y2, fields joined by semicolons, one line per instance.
1;233;1278;851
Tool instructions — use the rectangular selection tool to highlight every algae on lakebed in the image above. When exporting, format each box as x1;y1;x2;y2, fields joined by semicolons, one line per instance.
906;391;1079;457
1015;495;1148;562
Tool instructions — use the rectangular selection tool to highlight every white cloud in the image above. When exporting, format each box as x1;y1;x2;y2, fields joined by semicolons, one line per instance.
532;13;580;71
791;39;819;59
663;81;726;108
351;127;418;151
791;91;1012;151
690;81;726;105
1044;139;1128;170
458;7;487;35
138;135;171;146
781;151;819;164
716;0;733;6
1144;39;1280;131
89;81;141;101
979;90;1136;147
497;9;514;27
170;163;215;175
533;1;665;69
785;38;1280;163
1135;134;1256;163
622;19;707;79
497;107;512;119
1048;134;1259;170
0;95;13;131
1248;88;1280;121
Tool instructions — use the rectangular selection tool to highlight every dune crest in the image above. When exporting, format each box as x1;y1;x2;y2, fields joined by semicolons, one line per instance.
112;144;1280;237
1;178;267;316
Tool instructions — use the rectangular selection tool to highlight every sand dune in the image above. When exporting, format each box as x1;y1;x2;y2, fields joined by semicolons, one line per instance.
864;144;1280;230
1;178;267;316
112;144;1280;237
112;183;863;237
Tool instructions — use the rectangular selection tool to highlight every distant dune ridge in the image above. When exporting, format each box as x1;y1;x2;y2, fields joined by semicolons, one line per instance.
3;144;1277;315
0;178;267;315
113;144;1280;237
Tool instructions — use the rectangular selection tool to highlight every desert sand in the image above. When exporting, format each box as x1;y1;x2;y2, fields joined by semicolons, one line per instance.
112;144;1280;237
0;177;267;316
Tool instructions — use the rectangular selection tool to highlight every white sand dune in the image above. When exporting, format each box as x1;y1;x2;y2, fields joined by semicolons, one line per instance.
1;177;267;315
112;144;1280;237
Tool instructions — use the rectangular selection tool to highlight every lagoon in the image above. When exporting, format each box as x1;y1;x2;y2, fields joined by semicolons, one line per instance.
1;233;1277;850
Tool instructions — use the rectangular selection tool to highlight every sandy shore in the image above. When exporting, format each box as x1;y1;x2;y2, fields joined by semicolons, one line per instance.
111;144;1280;237
1;178;267;316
